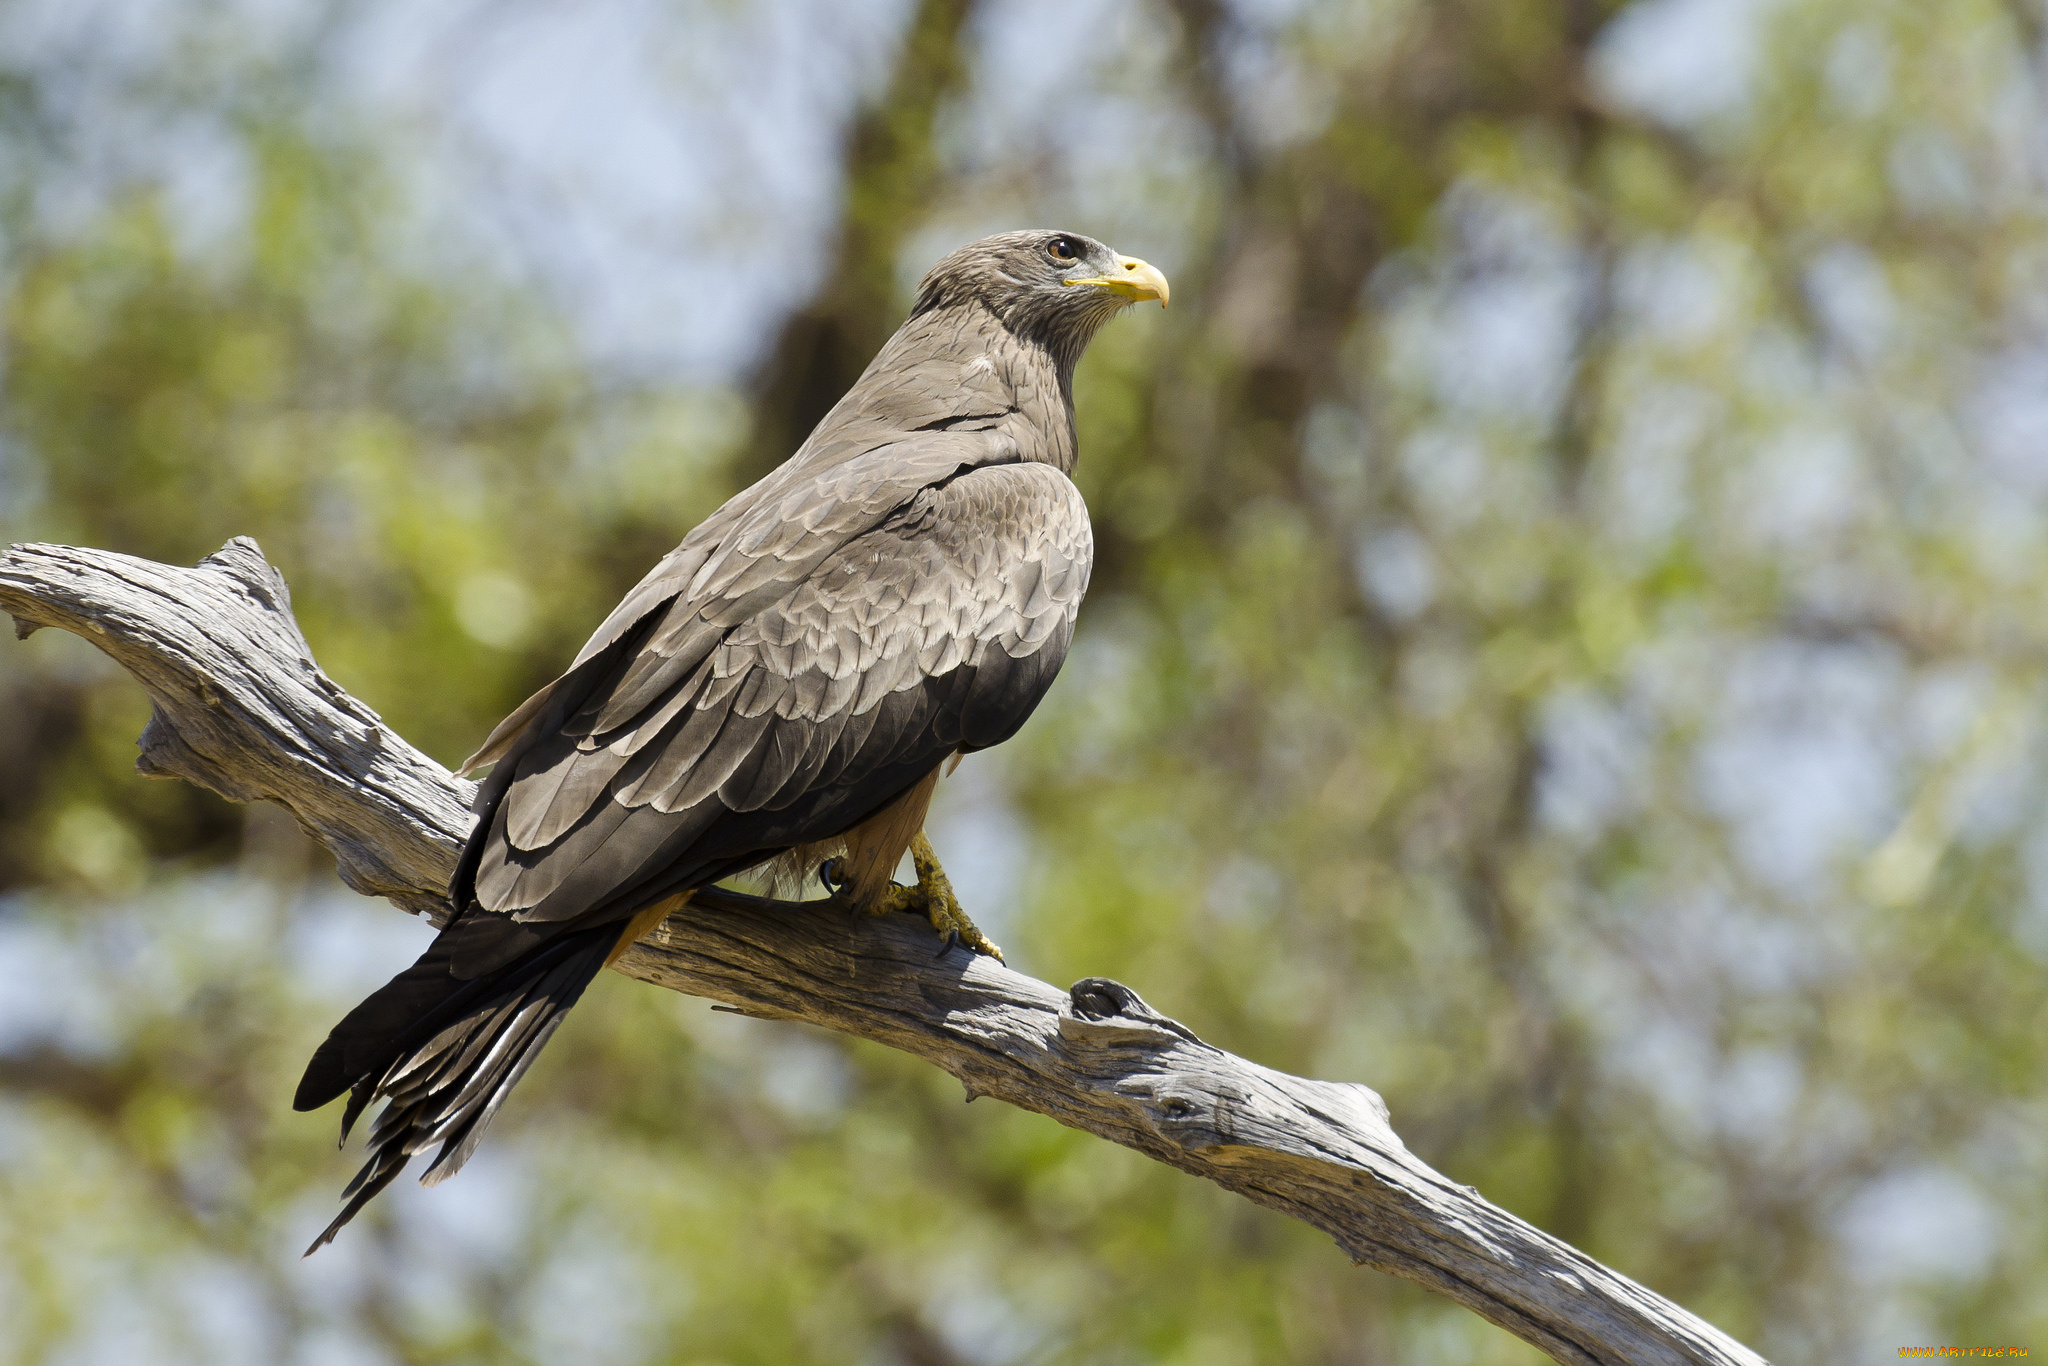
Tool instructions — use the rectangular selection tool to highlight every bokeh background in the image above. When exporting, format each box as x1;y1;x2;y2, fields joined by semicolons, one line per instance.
0;0;2044;1360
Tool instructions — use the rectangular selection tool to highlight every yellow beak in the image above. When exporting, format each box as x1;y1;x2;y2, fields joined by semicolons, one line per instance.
1067;256;1170;308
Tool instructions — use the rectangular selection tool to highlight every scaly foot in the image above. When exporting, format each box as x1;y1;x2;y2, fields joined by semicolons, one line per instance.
863;832;1004;962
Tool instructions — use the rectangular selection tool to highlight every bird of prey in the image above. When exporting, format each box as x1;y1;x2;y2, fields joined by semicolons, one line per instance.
293;229;1168;1252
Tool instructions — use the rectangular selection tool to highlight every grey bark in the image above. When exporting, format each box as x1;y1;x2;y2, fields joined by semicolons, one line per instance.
0;537;1768;1366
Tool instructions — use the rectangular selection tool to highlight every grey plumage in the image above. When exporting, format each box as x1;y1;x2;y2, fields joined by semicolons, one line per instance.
293;230;1165;1252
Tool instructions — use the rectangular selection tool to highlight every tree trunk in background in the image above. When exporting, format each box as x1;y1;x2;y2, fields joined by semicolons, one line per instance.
741;0;980;481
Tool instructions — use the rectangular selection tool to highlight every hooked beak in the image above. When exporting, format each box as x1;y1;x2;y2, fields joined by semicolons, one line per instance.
1067;256;1170;308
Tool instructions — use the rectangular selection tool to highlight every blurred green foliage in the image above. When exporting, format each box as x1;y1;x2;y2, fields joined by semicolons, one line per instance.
3;0;2047;1363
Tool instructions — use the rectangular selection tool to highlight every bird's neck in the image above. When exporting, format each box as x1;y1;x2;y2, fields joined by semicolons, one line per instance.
1001;326;1081;476
858;302;1082;475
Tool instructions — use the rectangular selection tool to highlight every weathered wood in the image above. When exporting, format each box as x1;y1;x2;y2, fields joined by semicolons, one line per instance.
0;537;1769;1366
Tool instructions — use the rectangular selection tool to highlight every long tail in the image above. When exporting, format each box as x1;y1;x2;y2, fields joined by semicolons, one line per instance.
295;918;622;1255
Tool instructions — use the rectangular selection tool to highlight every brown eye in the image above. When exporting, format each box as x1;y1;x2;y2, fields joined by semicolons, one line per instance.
1048;237;1078;263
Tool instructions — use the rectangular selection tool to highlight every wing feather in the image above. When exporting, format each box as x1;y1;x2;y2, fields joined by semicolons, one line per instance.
505;733;634;852
656;708;775;813
613;692;727;806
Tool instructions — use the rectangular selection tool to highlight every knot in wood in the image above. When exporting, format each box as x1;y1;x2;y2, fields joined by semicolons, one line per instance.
1061;978;1204;1047
1111;1074;1248;1151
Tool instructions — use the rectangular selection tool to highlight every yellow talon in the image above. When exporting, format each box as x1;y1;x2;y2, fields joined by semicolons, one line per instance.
866;832;1004;962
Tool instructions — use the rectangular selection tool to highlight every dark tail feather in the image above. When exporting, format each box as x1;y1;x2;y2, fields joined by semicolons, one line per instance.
298;922;616;1256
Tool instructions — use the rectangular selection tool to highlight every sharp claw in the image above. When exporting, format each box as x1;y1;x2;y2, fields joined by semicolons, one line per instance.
817;858;844;897
934;929;962;959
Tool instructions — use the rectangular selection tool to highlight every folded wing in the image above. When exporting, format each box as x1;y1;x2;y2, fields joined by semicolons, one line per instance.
452;458;1092;969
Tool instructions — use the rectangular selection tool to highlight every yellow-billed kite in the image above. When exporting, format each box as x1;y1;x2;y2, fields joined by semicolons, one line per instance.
294;231;1167;1251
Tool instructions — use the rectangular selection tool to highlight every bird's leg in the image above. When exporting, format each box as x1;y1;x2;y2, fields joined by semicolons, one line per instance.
868;832;1003;962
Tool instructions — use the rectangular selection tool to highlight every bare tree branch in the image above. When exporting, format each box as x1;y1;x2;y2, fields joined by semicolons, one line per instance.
0;536;1769;1366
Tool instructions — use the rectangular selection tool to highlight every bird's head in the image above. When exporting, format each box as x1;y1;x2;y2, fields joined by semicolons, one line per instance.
912;230;1169;364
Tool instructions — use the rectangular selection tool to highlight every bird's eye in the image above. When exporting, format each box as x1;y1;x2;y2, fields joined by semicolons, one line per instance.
1048;237;1079;263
